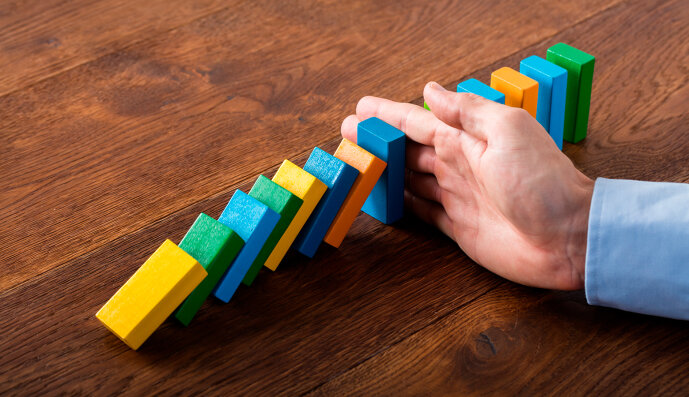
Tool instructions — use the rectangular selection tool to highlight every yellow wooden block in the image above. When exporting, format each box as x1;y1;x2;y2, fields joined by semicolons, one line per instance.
265;160;327;271
95;239;207;350
490;66;539;118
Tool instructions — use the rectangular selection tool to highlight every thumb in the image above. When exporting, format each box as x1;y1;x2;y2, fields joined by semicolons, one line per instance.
424;81;503;142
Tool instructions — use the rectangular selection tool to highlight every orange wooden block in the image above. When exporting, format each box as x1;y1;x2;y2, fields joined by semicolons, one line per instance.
490;66;539;118
323;139;386;248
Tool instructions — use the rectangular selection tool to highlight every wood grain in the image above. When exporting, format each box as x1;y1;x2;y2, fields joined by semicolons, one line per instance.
0;0;230;96
0;0;618;291
309;286;689;396
1;0;688;394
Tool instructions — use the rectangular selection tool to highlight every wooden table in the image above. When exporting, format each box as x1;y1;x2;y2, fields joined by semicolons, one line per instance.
2;0;688;394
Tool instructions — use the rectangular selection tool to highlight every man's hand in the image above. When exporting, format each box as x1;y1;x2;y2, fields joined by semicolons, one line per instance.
341;82;594;290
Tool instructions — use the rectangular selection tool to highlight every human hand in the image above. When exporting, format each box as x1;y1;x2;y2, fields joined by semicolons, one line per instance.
341;82;594;290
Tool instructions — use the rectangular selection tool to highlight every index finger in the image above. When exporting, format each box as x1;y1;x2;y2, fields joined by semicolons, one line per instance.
355;96;451;146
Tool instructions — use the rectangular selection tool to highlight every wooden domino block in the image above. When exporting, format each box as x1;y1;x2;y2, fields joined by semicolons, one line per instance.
213;190;280;302
546;42;595;143
245;175;303;283
294;147;359;258
95;239;207;350
358;117;406;224
174;213;244;326
266;160;327;270
520;55;568;150
490;67;539;118
457;78;506;104
323;139;387;248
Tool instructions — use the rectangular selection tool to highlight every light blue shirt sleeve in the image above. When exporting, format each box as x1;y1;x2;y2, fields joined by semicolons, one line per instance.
585;178;689;320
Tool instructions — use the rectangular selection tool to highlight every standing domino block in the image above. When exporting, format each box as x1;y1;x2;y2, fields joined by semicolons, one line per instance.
214;190;280;302
323;139;387;248
174;213;244;326
358;117;406;224
245;175;303;283
519;55;568;150
546;43;595;143
95;239;207;350
294;147;359;257
490;67;539;118
457;78;506;104
265;160;327;270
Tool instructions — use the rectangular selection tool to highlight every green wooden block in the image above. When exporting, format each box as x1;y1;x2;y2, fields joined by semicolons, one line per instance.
244;175;303;285
174;213;244;326
546;43;595;143
423;101;430;111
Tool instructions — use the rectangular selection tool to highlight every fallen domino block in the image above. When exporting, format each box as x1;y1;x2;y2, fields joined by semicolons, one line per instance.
359;117;406;224
265;160;327;270
214;190;280;302
546;42;595;143
457;78;506;104
490;67;539;118
520;55;568;150
294;147;359;257
323;139;386;248
174;213;244;326
244;175;303;283
96;239;207;350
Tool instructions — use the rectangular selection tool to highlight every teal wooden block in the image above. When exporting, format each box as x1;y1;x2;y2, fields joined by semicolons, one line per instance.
520;55;568;150
456;78;506;104
359;117;406;224
294;147;358;257
174;213;244;326
213;190;280;303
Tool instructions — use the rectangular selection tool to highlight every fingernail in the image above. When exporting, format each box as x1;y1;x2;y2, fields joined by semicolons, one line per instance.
428;82;446;92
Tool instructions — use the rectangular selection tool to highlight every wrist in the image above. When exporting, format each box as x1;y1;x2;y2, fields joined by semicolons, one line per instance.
566;174;594;289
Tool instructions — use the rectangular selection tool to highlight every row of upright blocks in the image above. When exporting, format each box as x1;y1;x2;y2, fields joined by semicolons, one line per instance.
96;42;594;350
96;117;405;350
425;42;595;149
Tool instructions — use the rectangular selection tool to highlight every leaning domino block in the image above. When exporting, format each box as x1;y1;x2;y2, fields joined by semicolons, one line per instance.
174;213;244;326
359;117;406;224
244;175;303;284
214;190;280;302
265;160;327;270
520;55;568;150
490;67;539;118
324;139;387;248
294;147;359;257
546;42;595;143
96;239;207;350
457;78;506;104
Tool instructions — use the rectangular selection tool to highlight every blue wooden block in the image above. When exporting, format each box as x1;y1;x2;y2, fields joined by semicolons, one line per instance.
358;117;406;224
213;190;280;302
457;78;506;104
519;55;568;150
294;147;359;258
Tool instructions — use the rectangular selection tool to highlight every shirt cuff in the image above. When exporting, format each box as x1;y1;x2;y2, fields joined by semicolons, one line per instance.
585;178;689;320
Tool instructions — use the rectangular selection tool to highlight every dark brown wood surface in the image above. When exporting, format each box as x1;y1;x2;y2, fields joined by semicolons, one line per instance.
1;0;688;395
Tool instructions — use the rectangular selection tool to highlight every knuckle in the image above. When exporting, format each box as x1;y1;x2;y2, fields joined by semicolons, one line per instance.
502;106;530;125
